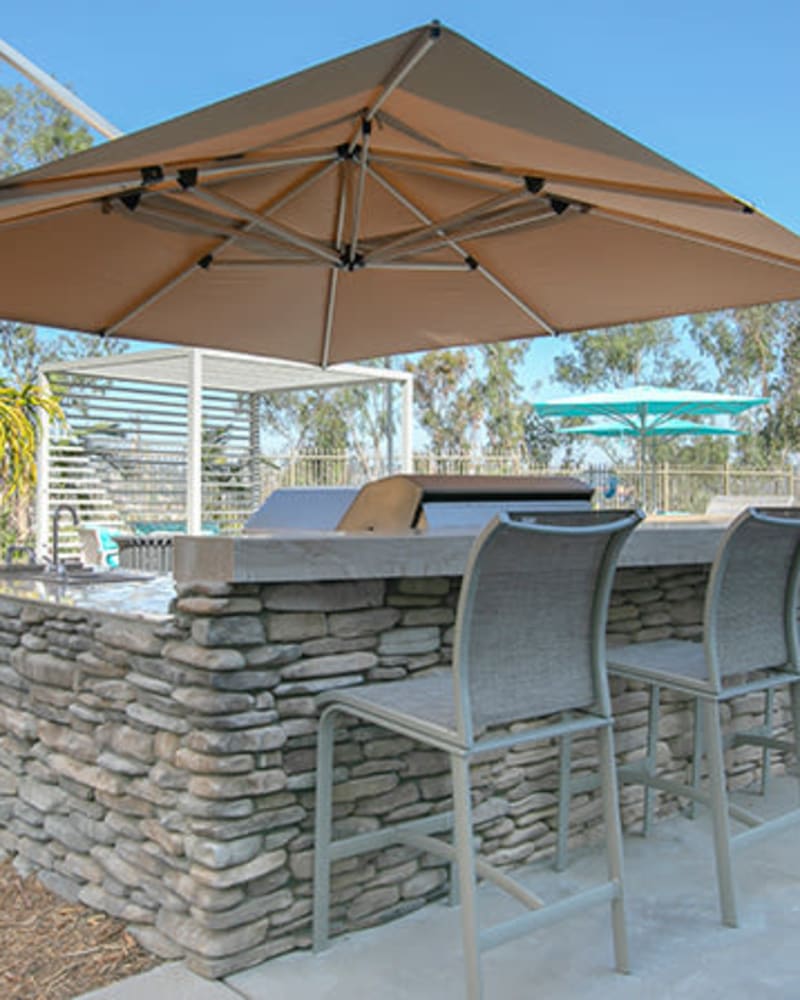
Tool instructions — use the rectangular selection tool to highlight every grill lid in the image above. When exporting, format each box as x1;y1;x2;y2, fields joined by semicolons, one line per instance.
336;475;593;534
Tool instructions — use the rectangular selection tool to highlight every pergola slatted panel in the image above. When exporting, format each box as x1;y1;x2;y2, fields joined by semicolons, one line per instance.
36;347;413;557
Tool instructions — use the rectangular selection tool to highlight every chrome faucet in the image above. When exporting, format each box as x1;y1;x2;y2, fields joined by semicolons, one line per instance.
51;504;80;573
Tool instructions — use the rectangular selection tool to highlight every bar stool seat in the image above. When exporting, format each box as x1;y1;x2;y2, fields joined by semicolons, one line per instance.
324;668;458;741
610;638;709;688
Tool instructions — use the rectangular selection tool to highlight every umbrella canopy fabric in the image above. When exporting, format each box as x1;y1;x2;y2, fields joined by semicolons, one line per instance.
535;385;769;422
561;416;740;437
1;23;800;365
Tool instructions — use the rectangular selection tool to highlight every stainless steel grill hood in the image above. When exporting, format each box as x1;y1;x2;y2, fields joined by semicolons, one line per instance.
335;475;593;534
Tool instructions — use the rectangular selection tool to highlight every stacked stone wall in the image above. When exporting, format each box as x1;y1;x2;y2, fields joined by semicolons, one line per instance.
0;565;790;976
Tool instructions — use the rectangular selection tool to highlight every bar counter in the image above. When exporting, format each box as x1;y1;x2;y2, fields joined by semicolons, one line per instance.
0;517;783;977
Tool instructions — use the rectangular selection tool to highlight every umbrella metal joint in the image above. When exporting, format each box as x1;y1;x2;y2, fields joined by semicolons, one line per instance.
177;168;198;190
116;164;169;212
336;142;361;161
120;192;141;212
141;165;165;186
549;197;571;216
525;176;545;195
340;246;366;271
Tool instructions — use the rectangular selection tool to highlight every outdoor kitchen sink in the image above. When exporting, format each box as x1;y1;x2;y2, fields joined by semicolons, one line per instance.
0;563;155;585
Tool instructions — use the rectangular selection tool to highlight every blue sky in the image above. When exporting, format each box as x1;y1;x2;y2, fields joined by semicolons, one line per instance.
2;1;799;410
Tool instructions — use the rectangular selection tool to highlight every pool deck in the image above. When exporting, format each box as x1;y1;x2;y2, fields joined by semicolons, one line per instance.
76;776;800;1000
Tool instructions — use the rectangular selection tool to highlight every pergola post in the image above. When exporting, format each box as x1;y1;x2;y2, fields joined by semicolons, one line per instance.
34;371;51;560
400;375;414;474
249;393;262;509
187;349;203;534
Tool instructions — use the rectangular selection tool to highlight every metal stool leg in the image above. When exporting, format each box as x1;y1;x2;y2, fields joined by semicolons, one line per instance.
598;724;629;973
702;699;738;927
790;681;800;803
451;753;483;1000
761;687;775;796
313;707;337;952
555;718;573;871
689;695;704;820
643;685;660;835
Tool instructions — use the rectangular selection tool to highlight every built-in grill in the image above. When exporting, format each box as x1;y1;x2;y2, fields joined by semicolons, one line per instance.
246;475;593;535
335;475;593;533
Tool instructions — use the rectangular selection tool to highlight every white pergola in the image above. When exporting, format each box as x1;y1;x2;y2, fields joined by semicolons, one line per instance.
36;346;413;553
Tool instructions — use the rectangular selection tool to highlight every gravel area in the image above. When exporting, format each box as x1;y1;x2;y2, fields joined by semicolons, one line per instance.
0;859;161;999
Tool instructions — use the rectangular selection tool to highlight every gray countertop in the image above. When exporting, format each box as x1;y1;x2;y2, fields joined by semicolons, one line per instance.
174;517;727;584
0;520;727;618
0;574;176;621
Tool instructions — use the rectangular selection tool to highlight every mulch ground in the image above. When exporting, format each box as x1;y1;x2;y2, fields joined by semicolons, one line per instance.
0;859;162;1000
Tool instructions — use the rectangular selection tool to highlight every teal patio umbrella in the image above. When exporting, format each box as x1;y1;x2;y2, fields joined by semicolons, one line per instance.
562;416;740;508
560;416;741;438
536;386;765;508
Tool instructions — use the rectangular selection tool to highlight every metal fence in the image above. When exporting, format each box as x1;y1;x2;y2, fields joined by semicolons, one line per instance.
262;454;798;515
624;463;797;514
48;441;799;541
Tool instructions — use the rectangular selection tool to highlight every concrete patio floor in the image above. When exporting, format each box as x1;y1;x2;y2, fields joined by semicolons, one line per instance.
78;778;800;1000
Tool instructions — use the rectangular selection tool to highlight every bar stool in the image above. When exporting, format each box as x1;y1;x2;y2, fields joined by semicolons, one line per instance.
312;509;642;1000
608;507;800;926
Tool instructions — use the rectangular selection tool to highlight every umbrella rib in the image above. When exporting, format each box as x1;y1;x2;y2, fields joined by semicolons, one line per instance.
181;151;338;185
374;203;576;262
367;163;559;335
371;151;522;192
185;187;341;265
542;171;752;213
426;205;564;248
0;174;158;223
321;160;351;367
322;269;340;368
341;23;440;159
333;18;442;273
0;150;338;225
362;261;471;271
369;151;752;213
374;109;478;159
594;206;800;273
362;22;441;128
102;159;337;337
367;189;533;262
236;111;364;157
348;126;371;264
213;258;326;267
107;199;318;257
369;150;518;195
588;408;638;432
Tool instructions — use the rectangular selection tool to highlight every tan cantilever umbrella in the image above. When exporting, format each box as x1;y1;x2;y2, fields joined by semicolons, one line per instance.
1;22;800;365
